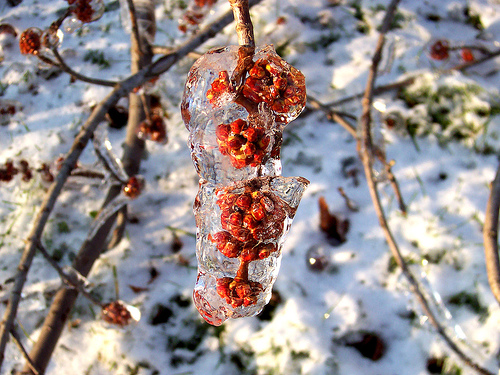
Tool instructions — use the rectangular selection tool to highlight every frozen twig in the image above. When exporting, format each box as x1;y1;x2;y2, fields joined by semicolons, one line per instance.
10;327;39;375
483;162;500;306
0;1;264;370
358;1;495;374
228;0;255;47
36;242;104;307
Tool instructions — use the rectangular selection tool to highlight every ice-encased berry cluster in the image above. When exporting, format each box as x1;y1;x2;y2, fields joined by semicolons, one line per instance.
181;45;308;325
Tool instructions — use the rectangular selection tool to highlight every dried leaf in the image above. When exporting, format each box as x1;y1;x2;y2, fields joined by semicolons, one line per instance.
318;196;349;246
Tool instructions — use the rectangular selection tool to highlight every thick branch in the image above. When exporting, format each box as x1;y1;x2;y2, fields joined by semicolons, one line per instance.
484;162;500;305
0;1;263;370
357;1;494;374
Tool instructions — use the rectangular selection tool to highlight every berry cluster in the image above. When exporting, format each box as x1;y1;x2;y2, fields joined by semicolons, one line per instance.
0;159;53;183
138;114;168;144
461;48;474;62
215;119;270;168
19;28;42;55
101;301;133;327
67;0;105;24
429;39;477;63
178;0;218;33
429;39;449;60
122;176;144;199
205;53;306;125
216;275;263;308
209;183;285;307
206;71;231;105
241;56;306;123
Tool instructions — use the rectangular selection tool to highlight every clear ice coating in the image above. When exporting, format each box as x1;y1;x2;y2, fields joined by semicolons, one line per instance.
181;45;308;325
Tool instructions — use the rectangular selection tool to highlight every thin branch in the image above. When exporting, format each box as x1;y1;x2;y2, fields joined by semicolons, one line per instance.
483;162;500;305
10;327;39;375
321;47;500;109
357;1;495;374
228;0;255;47
139;93;152;121
307;95;357;138
35;51;117;87
324;75;417;108
50;48;118;87
0;1;263;368
449;45;493;55
36;242;104;307
449;47;500;72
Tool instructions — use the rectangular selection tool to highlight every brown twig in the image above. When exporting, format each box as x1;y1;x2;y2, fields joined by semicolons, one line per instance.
50;48;118;87
10;327;39;375
357;1;495;374
139;93;152;121
308;95;407;213
449;45;492;55
228;0;255;47
0;1;264;369
338;187;359;212
483;162;500;306
151;45;202;59
126;0;143;56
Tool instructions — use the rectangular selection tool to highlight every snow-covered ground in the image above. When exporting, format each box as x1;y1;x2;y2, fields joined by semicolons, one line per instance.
2;0;500;374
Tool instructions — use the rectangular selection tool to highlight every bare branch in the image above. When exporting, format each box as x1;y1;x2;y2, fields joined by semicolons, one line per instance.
357;1;495;374
484;162;500;305
320;47;500;109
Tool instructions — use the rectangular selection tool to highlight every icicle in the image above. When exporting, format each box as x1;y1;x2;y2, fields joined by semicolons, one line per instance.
93;123;129;184
61;266;93;291
86;195;129;240
181;45;308;325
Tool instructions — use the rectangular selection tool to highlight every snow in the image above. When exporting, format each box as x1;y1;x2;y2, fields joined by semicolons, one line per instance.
1;0;500;374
